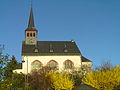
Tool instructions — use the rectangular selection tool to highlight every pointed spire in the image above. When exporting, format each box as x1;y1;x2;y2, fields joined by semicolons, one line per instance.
28;8;35;28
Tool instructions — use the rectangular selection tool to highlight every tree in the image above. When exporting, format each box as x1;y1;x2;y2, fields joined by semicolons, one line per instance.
95;60;113;71
0;54;10;81
0;54;19;81
70;70;83;88
0;77;12;90
29;67;74;90
0;73;25;90
11;73;25;89
47;72;74;90
0;54;25;89
28;67;51;90
82;65;120;90
4;56;18;79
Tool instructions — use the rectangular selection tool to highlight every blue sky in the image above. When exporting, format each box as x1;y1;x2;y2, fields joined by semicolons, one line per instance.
0;0;120;67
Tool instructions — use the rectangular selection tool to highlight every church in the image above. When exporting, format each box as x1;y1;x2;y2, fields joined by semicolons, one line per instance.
14;8;92;74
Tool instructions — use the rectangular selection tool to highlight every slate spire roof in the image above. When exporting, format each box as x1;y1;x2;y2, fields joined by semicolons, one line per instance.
26;8;36;30
28;8;34;27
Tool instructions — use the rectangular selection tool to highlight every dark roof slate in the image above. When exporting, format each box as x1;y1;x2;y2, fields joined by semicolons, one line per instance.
28;8;34;27
22;41;81;56
25;8;37;30
82;56;92;62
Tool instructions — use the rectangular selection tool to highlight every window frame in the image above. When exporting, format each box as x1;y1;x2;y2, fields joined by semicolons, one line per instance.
30;33;32;37
64;60;74;69
47;60;58;70
33;33;35;37
31;60;42;69
27;33;29;37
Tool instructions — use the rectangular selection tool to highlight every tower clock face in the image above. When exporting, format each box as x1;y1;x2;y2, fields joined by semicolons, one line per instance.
29;39;35;44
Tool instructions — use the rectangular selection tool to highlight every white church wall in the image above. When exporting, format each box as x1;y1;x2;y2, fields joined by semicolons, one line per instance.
82;62;92;66
20;55;82;74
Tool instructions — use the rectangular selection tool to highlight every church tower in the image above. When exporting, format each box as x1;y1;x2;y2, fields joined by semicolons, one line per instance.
25;8;38;45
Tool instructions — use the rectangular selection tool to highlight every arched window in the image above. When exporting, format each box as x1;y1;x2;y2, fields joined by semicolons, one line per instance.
31;60;42;69
47;60;58;70
64;60;74;69
33;33;35;37
27;33;29;37
30;33;32;37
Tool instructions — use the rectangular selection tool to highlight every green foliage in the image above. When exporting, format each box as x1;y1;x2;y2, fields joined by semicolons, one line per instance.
0;55;19;81
11;73;25;89
47;72;74;90
0;54;10;81
70;71;83;87
28;67;51;90
4;56;18;79
0;78;12;90
29;67;75;90
0;55;25;89
0;73;25;90
82;65;120;90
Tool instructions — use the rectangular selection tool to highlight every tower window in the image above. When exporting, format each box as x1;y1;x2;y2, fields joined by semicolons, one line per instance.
30;33;32;37
33;33;35;37
27;33;29;37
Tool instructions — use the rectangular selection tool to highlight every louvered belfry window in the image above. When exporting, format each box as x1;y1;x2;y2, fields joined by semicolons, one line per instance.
30;33;32;37
33;33;35;37
27;33;29;37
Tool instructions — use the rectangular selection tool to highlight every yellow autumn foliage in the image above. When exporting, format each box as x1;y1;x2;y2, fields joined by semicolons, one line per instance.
46;72;74;90
0;79;12;90
82;66;120;90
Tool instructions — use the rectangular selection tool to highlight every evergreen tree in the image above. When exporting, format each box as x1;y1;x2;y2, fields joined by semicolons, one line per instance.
0;54;10;81
4;55;18;79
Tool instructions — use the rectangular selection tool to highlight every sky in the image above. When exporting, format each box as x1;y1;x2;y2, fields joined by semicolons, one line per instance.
0;0;120;67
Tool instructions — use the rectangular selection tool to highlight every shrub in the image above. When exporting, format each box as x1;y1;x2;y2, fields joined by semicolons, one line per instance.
82;65;120;90
28;67;51;90
47;72;74;90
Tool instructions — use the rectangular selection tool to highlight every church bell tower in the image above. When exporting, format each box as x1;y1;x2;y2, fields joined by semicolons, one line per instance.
25;8;38;45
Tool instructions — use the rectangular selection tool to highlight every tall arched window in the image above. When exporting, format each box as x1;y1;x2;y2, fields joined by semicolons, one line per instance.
47;60;58;70
27;33;29;37
30;33;32;37
33;33;35;37
64;60;74;69
31;60;42;69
